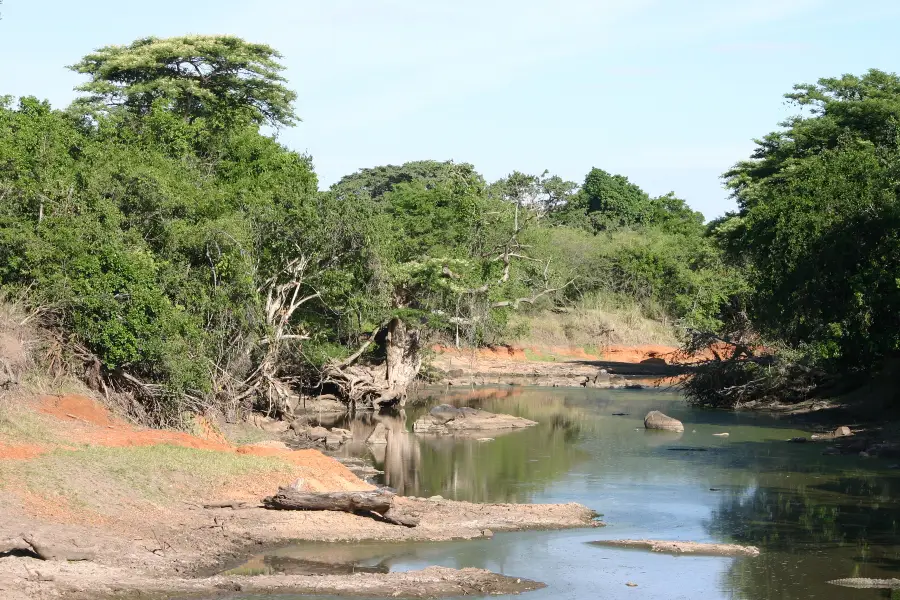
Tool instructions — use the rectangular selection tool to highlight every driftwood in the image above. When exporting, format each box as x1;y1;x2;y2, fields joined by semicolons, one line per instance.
263;489;419;527
0;534;96;561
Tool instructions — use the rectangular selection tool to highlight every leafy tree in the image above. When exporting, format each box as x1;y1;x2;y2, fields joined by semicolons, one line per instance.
487;171;578;218
331;160;483;203
69;35;297;130
686;69;900;407
726;68;900;206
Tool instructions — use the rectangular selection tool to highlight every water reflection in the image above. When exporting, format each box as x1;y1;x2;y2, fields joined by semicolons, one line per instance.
326;387;590;502
250;387;900;600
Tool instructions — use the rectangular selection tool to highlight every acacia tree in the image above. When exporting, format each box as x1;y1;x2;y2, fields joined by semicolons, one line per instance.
69;35;297;129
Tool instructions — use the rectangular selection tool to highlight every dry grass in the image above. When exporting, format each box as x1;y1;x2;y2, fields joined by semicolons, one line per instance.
509;292;679;349
0;444;294;504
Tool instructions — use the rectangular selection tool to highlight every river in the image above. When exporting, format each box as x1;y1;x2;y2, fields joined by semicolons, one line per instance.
227;386;900;599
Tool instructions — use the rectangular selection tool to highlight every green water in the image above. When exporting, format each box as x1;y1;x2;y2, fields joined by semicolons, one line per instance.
228;386;900;599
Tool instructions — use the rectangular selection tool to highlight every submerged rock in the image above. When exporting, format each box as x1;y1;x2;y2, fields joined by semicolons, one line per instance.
643;411;684;433
592;539;760;557
829;578;900;589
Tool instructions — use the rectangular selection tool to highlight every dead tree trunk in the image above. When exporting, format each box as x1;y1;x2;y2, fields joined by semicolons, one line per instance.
384;317;422;405
321;318;423;411
262;489;418;527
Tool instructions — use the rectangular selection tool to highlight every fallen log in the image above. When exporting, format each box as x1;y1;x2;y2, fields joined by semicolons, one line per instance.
0;536;31;555
262;489;419;527
1;534;95;561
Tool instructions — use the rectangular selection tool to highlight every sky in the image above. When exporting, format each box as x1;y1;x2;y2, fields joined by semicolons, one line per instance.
2;0;899;219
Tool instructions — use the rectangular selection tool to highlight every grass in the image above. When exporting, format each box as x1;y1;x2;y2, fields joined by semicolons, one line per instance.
508;291;679;350
0;444;295;504
0;393;59;445
523;348;558;362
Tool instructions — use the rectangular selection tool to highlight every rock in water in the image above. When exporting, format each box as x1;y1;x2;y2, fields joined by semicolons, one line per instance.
644;411;684;433
429;404;460;423
834;426;852;438
366;422;390;445
414;408;537;434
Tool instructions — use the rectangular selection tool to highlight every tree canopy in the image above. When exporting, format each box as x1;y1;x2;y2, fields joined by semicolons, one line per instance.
70;35;297;129
0;33;728;422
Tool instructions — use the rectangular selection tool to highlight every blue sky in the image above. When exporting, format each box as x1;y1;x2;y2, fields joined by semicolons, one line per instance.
1;0;898;218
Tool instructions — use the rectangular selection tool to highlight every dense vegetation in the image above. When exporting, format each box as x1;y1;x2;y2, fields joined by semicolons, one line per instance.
685;69;900;408
0;35;736;424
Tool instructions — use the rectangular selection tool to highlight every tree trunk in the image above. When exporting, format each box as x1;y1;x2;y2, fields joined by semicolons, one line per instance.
383;318;422;407
264;490;395;512
320;318;423;411
262;489;418;527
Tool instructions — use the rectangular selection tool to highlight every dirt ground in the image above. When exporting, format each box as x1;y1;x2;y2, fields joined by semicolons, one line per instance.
430;343;698;387
0;393;599;599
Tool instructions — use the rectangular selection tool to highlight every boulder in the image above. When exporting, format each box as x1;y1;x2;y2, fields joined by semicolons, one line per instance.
366;422;390;445
834;426;852;438
644;411;684;433
429;404;460;423
307;426;331;441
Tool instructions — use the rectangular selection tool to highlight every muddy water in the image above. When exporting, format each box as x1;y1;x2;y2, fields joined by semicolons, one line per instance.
232;387;900;599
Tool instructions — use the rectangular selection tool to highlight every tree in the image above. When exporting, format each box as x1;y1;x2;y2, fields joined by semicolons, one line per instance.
331;160;484;202
685;69;900;407
69;35;297;129
726;69;900;206
581;168;650;229
487;171;578;219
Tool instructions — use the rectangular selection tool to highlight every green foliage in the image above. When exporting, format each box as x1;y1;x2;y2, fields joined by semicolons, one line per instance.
521;225;741;331
70;35;297;130
0;33;732;424
722;69;900;373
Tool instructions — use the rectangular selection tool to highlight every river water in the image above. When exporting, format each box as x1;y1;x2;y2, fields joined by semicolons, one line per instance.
228;386;900;599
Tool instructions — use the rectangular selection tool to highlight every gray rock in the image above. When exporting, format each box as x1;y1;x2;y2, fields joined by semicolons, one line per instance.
429;404;460;423
834;426;853;438
307;426;330;441
644;411;684;433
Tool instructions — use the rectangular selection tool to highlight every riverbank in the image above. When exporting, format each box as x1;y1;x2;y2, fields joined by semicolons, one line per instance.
0;392;598;600
429;344;696;388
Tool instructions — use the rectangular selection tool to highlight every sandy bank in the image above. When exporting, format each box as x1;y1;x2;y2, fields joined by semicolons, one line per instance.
0;393;599;599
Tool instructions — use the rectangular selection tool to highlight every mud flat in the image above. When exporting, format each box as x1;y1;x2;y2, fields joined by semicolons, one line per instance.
0;393;599;600
6;564;544;599
0;494;598;600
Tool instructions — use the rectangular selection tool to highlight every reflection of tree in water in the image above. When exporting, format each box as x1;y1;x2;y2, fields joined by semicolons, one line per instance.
371;388;590;502
707;474;900;600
